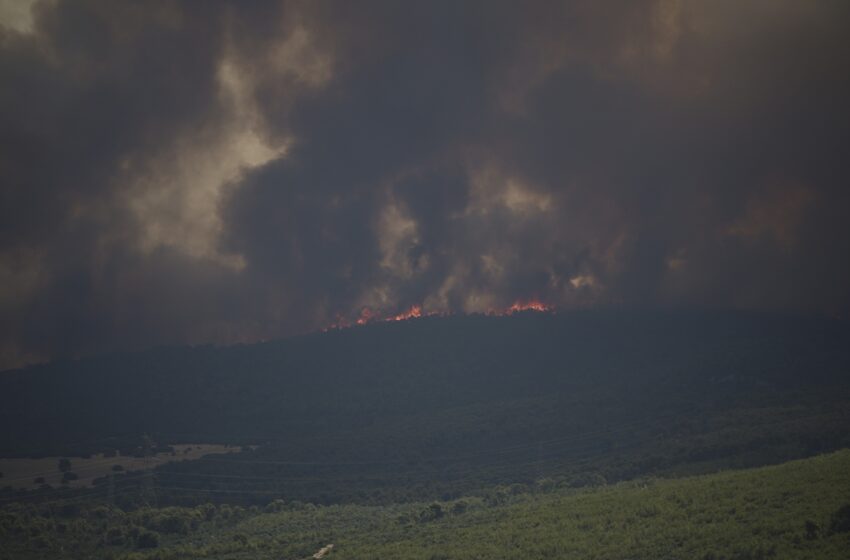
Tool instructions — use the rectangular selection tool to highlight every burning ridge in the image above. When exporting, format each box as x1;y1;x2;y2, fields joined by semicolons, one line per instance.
323;300;554;332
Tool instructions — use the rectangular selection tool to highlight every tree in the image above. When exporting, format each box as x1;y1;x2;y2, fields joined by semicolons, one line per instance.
830;504;850;534
805;519;819;540
420;502;444;522
135;529;160;549
451;500;468;515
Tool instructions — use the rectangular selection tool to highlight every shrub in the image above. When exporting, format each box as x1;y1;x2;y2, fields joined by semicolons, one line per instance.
804;519;819;540
264;499;287;513
197;503;216;521
419;502;444;522
154;513;189;535
451;500;468;515
105;527;125;546
509;483;528;495
485;487;509;507
829;504;850;534
135;529;160;549
535;478;555;493
568;472;607;488
89;506;111;520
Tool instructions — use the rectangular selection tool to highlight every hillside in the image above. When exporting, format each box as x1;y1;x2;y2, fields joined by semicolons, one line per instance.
1;310;848;451
1;310;850;558
1;310;849;507
3;450;850;559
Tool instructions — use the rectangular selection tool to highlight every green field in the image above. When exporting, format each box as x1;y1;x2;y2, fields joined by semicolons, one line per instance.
4;450;850;559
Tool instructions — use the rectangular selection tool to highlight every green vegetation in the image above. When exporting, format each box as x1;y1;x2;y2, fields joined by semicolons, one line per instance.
2;450;850;559
2;312;848;508
1;311;848;556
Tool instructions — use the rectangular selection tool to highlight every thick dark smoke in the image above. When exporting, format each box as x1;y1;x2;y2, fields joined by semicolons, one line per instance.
1;0;849;368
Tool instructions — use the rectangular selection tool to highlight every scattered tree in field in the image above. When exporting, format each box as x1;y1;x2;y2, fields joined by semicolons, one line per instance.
58;458;71;473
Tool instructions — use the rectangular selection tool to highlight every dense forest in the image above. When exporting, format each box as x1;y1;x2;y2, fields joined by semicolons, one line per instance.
1;310;849;504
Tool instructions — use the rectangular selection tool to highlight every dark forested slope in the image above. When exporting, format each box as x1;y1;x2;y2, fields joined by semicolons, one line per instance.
1;310;849;505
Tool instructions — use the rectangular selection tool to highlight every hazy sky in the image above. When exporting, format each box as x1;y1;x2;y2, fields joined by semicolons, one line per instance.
1;0;849;368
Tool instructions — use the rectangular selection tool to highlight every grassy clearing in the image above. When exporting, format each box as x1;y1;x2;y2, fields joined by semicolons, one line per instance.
0;445;238;489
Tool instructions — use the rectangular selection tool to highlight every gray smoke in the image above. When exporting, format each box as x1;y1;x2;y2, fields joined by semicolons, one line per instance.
1;0;849;368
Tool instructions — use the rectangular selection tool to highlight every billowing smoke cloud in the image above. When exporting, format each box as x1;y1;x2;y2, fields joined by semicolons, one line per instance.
1;0;849;368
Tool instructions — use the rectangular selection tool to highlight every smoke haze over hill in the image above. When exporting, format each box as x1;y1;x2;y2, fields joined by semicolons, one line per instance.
2;1;850;368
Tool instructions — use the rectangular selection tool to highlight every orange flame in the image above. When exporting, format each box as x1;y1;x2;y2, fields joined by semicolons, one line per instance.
324;299;554;332
355;307;375;325
503;299;554;314
323;314;351;331
387;304;423;322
